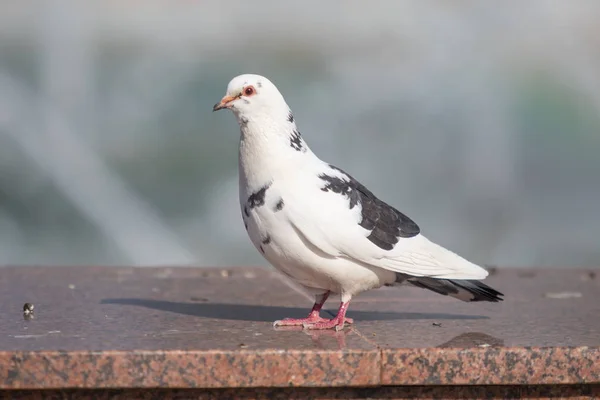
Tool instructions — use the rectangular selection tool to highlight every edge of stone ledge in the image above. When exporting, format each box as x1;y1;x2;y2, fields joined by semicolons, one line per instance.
381;346;600;386
0;349;381;389
0;346;598;389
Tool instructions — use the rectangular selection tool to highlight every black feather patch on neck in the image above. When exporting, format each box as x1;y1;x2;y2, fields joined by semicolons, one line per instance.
290;129;305;152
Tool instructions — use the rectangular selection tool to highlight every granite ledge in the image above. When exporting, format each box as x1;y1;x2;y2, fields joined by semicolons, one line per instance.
381;346;600;386
0;347;598;389
0;349;381;389
0;266;598;390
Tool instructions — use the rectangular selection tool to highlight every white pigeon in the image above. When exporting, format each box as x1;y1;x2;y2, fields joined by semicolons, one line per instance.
213;74;503;330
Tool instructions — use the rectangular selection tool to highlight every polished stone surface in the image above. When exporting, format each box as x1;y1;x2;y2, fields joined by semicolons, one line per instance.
352;268;600;349
0;266;598;389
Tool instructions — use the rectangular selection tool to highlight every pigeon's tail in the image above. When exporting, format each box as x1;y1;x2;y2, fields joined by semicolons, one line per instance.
397;274;504;302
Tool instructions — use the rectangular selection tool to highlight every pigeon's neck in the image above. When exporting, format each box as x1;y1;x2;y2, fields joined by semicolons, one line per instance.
237;110;315;190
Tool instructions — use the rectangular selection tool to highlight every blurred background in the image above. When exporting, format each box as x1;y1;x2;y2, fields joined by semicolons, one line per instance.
0;1;599;268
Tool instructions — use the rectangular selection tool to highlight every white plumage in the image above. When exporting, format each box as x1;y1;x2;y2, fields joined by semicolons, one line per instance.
213;74;503;330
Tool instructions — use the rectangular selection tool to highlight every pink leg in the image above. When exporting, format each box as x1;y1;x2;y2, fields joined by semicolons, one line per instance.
303;300;353;331
273;292;331;327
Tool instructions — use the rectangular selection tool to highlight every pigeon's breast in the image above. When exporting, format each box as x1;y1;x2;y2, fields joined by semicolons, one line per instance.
239;177;392;294
239;181;309;278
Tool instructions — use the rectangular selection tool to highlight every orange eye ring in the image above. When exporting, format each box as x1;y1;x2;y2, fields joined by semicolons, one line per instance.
243;86;256;96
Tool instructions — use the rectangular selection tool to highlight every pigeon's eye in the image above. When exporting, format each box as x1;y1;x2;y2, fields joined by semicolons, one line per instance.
243;86;256;96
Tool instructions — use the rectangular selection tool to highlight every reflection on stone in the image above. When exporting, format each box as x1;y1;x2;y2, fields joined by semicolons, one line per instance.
273;325;354;350
438;332;504;348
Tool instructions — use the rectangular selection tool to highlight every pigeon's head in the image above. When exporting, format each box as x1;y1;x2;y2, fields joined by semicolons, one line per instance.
213;74;289;122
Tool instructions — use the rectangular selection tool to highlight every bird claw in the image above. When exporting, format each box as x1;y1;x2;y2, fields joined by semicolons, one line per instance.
273;315;354;330
274;302;353;331
273;316;327;327
302;317;353;331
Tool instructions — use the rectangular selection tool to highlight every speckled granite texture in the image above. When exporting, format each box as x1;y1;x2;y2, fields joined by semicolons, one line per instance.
0;266;598;393
382;347;600;385
1;350;380;388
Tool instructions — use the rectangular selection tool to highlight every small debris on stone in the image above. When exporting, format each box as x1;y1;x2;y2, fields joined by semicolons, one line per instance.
432;322;442;327
68;284;76;290
239;343;248;348
544;291;582;299
220;270;231;278
23;303;35;320
243;271;257;279
478;343;491;348
190;296;209;302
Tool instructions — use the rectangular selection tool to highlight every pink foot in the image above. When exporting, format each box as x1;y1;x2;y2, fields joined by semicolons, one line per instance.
273;315;329;327
303;301;353;331
303;316;353;331
273;292;332;328
274;316;353;328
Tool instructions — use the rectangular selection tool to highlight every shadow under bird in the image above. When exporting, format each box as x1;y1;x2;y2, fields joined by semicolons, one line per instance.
213;74;504;330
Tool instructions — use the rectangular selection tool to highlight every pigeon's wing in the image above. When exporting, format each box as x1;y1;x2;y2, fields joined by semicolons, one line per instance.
286;165;488;280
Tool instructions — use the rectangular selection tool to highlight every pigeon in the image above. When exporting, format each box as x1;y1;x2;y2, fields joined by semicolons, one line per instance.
213;74;503;330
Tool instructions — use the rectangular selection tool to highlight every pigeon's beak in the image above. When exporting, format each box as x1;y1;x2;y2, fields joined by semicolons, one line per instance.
213;95;237;112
